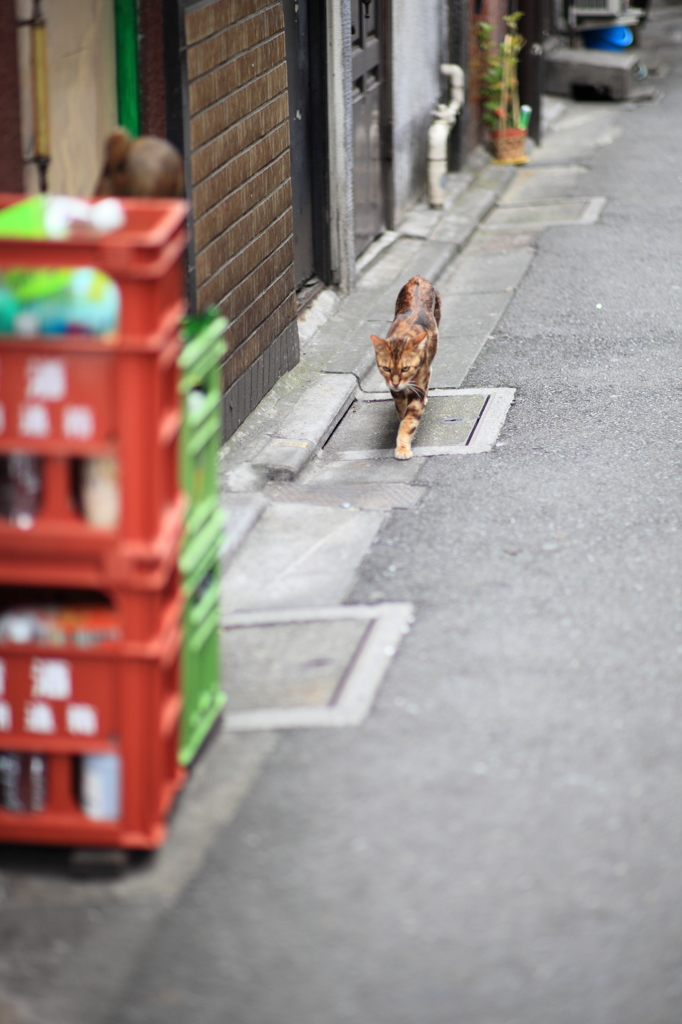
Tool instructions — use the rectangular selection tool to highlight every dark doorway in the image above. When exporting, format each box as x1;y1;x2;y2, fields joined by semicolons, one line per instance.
351;0;386;258
282;0;330;289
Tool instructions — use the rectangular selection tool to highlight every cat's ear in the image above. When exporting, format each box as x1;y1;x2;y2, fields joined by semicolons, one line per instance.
370;334;387;353
409;330;428;349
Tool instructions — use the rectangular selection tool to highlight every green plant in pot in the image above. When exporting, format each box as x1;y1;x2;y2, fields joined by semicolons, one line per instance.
479;12;530;165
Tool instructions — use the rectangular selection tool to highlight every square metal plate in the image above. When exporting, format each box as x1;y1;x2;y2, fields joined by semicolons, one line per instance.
222;604;413;730
323;388;515;460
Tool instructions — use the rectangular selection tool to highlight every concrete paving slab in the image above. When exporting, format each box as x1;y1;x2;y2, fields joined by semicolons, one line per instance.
399;205;442;238
221;503;385;612
528;102;622;163
220;493;268;566
434;290;514;386
360;290;513;393
223;603;414;730
439;288;513;341
302;456;422;485
252;373;357;479
437;247;535;295
354;237;425;293
499;165;589;205
466;229;541;254
484;197;607;230
265;481;426;510
430;187;498;244
323;322;386;378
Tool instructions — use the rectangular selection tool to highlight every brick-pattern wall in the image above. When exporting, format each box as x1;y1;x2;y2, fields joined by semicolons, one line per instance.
184;0;299;440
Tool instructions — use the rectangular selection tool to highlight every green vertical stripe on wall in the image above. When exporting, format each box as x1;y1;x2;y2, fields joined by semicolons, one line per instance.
114;0;140;136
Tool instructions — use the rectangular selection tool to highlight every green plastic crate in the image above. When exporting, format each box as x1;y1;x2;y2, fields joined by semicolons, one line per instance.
178;312;227;536
178;558;225;766
177;311;228;765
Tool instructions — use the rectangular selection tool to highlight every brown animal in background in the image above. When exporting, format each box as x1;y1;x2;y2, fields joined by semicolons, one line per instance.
370;275;440;460
94;128;184;198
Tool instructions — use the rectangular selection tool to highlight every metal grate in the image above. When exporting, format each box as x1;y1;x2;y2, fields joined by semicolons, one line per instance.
571;0;625;16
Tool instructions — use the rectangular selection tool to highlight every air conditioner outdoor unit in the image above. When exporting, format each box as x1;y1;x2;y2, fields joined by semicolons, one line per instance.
570;0;627;16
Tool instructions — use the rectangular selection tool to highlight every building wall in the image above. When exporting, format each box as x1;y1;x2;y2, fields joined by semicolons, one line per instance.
390;0;447;225
183;0;299;439
15;0;118;196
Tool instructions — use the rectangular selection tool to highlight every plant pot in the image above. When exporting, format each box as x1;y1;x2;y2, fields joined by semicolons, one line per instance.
491;127;528;165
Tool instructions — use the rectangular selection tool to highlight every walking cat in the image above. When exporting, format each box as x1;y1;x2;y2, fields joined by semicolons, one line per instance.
370;275;440;459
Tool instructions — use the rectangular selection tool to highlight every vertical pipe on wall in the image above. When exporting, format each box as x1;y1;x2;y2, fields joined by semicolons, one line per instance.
114;0;140;136
15;0;50;191
29;7;50;190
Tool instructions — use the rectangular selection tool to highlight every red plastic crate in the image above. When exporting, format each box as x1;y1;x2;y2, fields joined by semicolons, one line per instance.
0;195;189;339
0;196;191;850
0;593;185;849
0;312;183;543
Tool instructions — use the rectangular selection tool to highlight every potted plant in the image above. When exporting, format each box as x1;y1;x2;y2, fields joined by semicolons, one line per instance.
479;12;530;165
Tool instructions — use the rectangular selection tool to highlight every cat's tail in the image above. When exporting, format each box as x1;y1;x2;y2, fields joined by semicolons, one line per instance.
434;289;441;326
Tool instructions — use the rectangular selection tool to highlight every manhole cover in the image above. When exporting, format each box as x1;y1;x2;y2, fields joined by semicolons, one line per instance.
323;388;514;460
222;604;413;730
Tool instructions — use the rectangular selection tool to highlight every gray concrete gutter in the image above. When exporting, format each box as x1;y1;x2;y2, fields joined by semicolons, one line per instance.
219;152;516;491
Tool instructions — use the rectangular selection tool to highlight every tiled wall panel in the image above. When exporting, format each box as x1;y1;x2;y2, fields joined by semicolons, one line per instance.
185;0;298;440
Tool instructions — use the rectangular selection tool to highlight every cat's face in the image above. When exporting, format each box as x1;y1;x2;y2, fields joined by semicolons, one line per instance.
370;331;427;391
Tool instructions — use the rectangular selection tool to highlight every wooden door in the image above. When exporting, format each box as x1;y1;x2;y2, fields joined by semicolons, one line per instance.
351;0;386;258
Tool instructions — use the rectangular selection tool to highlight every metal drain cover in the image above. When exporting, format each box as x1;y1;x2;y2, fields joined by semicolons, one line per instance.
324;388;515;460
223;604;413;730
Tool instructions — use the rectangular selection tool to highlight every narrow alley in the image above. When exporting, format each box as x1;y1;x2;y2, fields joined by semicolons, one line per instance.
0;4;681;1024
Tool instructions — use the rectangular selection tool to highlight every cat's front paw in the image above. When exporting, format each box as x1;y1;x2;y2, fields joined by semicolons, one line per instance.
394;446;413;460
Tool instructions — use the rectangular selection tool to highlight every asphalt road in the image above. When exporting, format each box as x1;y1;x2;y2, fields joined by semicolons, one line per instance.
2;6;682;1024
108;12;682;1024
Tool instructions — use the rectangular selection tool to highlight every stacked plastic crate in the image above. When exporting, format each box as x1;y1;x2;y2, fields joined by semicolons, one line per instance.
176;311;227;766
0;195;189;850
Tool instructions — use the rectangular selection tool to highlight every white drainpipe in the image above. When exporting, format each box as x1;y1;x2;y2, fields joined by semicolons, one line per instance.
427;64;465;208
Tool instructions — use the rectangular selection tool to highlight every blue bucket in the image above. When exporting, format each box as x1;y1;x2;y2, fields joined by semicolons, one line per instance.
583;26;634;50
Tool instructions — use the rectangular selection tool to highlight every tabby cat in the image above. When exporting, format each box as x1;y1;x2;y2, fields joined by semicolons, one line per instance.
370;275;440;459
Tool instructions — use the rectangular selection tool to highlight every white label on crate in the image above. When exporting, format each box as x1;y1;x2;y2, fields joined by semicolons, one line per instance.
30;658;72;700
24;700;56;734
0;659;5;696
0;402;5;436
66;702;99;737
0;700;12;732
18;403;51;438
62;404;95;440
25;358;67;402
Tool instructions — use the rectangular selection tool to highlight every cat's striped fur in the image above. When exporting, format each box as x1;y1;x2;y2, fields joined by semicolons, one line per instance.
370;275;440;459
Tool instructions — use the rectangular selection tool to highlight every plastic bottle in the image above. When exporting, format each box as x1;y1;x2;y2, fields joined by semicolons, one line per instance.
80;753;121;821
